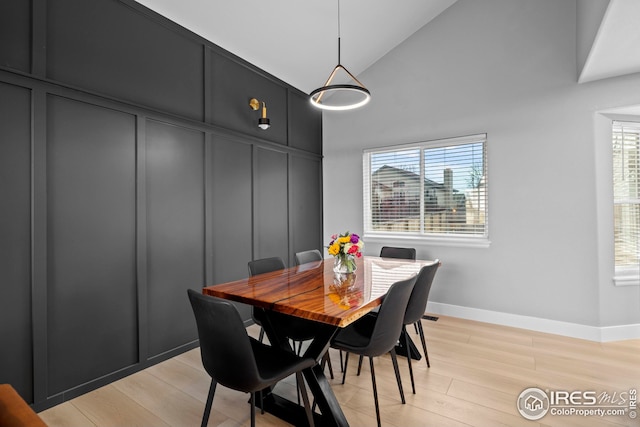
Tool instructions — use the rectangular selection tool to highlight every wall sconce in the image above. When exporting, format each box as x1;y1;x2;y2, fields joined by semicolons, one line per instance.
249;98;270;130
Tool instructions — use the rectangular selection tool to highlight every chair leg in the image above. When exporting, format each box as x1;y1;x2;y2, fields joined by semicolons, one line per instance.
292;338;304;405
341;352;350;384
250;392;256;427
321;351;334;379
357;354;364;376
339;350;344;372
416;321;430;368
201;380;217;427
369;357;382;427
296;372;315;427
326;352;334;379
389;347;405;404
403;325;416;394
258;327;265;343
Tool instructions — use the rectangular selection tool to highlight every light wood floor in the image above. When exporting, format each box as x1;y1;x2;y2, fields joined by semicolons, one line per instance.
39;315;640;427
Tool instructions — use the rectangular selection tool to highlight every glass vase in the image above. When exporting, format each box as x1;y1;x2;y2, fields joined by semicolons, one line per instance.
333;254;357;274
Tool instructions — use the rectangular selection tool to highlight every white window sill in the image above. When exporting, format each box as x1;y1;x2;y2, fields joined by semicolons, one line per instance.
363;232;491;248
613;271;639;287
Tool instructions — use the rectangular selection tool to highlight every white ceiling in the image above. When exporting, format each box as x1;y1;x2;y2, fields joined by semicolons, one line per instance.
134;0;640;94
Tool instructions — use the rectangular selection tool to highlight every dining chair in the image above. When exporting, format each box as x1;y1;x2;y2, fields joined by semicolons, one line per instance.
363;261;440;395
248;256;286;343
333;246;417;375
294;249;323;265
187;290;315;427
379;246;418;335
330;275;417;427
249;256;318;406
294;249;333;379
250;255;319;353
379;246;417;260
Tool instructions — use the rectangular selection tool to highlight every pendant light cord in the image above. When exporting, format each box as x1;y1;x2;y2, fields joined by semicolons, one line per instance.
337;0;341;65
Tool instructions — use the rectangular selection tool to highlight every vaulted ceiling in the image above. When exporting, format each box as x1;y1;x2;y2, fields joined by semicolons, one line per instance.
135;0;640;94
578;0;640;83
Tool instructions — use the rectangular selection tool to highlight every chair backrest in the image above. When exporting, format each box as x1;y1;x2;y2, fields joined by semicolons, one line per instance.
248;256;285;276
187;289;262;392
380;246;416;260
365;275;417;357
295;249;323;265
404;260;440;325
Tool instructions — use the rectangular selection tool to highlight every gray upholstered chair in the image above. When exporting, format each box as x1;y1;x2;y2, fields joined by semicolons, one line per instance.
247;256;286;342
331;276;417;427
187;289;315;427
294;249;323;265
379;246;416;260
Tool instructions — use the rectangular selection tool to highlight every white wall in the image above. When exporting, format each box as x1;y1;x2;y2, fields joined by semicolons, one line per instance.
322;0;640;338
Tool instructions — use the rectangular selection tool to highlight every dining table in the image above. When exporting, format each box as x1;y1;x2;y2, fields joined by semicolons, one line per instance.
202;255;438;427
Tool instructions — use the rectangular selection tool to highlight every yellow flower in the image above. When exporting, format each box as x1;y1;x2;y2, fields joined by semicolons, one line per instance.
328;243;340;256
339;236;351;243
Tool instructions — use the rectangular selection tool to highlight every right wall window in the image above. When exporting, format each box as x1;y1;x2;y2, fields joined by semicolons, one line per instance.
612;121;640;279
363;133;488;247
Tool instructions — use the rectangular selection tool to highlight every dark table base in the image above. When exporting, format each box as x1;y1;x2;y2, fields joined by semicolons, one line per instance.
259;311;350;427
395;328;422;360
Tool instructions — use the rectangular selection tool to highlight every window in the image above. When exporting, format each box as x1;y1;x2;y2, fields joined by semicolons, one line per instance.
612;121;640;282
363;134;488;246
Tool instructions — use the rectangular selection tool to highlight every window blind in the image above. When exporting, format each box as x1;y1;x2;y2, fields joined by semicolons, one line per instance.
612;121;640;271
363;134;487;239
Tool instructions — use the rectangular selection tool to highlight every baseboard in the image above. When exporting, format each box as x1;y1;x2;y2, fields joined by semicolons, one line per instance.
426;302;640;342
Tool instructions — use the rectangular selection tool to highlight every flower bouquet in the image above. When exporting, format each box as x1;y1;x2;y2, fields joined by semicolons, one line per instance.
327;231;364;273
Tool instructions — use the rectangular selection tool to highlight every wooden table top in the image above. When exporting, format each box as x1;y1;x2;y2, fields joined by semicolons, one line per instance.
202;256;437;327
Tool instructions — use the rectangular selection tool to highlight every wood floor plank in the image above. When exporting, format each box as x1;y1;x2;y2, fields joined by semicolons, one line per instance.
397;387;535;427
111;369;217;426
62;384;171;427
447;379;522;417
39;401;96;427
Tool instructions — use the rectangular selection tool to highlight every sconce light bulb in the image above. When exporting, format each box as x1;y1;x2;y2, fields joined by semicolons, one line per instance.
258;118;270;130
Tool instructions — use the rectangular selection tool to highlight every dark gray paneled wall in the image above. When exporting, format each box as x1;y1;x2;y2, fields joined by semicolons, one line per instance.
290;156;324;258
0;83;33;402
211;53;289;144
0;0;322;411
46;95;139;395
0;1;31;72
211;137;254;320
255;148;290;262
145;120;205;358
47;0;205;120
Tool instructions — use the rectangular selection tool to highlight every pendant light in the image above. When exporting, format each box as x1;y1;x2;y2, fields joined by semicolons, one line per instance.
309;0;371;111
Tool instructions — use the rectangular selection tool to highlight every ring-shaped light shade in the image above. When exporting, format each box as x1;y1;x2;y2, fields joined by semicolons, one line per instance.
309;84;371;111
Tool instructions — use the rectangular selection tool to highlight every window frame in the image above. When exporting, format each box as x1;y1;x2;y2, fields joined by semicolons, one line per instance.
363;133;490;248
